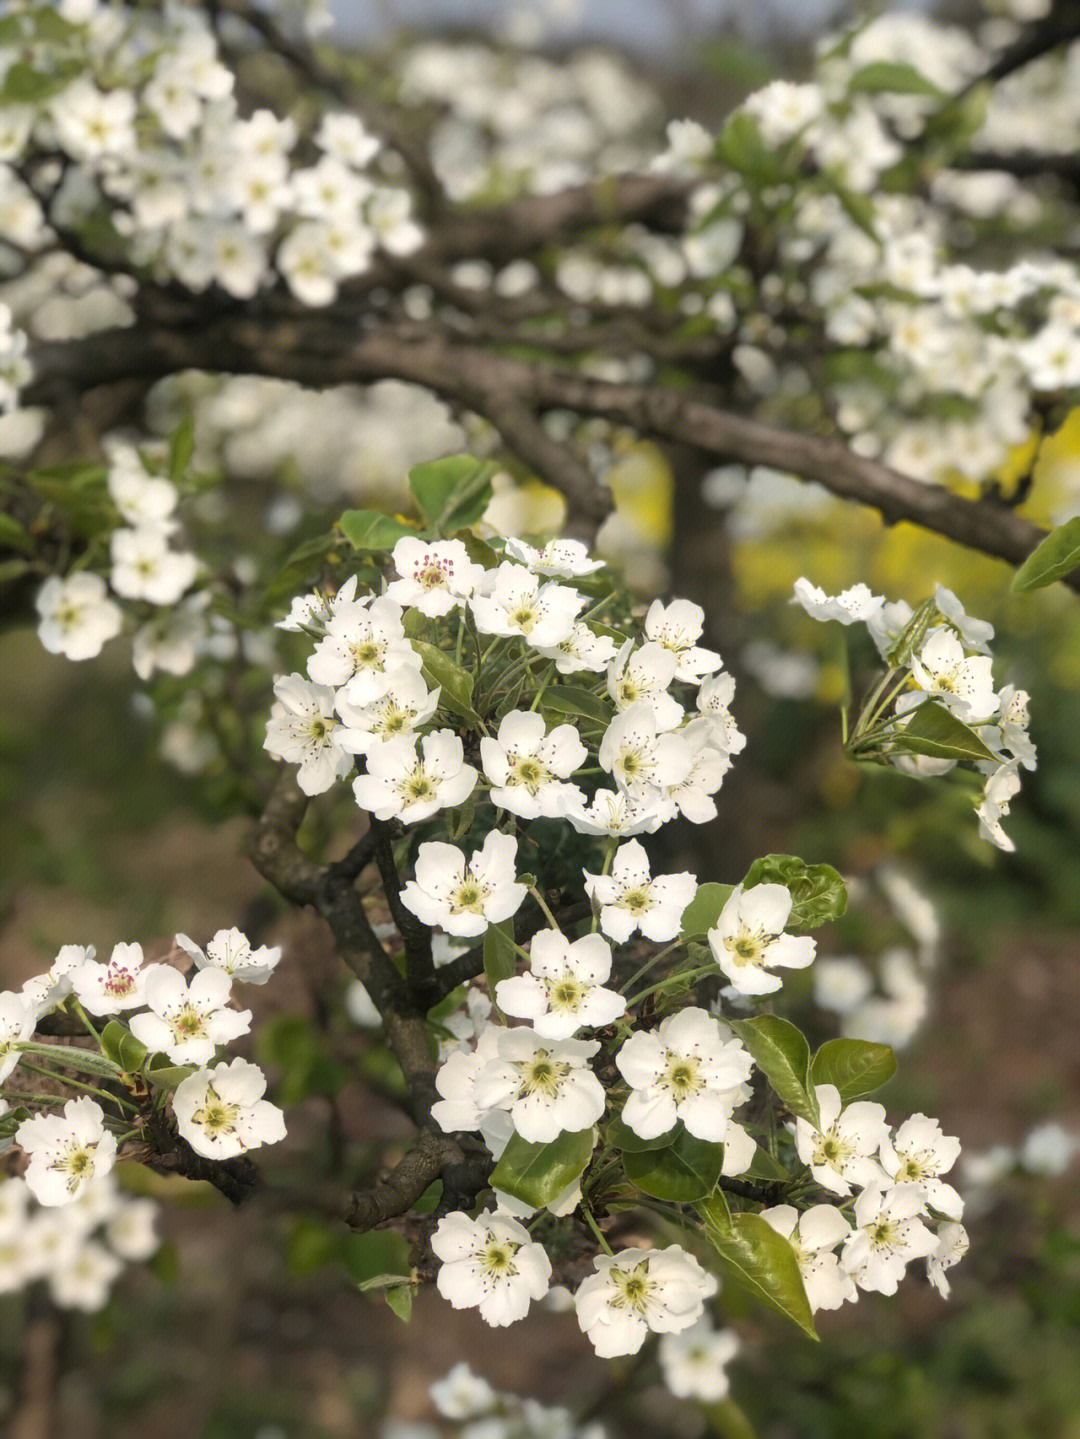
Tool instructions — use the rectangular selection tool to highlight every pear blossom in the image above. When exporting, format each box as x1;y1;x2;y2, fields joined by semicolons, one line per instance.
131;595;210;681
173;1058;286;1158
48;1240;124;1311
926;1222;969;1297
400;831;526;937
934;584;994;655
0;992;34;1084
662;730;731;824
658;1318;741;1402
107;450;179;528
606;642;683;730
496;931;625;1039
793;1084;890;1196
35;574;123;661
307;596;421;701
567;787;667;836
335;667;440;753
352;730;477;823
386;537;484;616
429;1362;498;1420
841;1182;936;1295
880;1114;963;1218
616;1007;753;1141
71;942;154;1015
535;621;618;675
480;710;587;819
975;763;1021;852
19;947;91;1022
708;884;816;995
987;686;1037;771
574;1246;718;1357
644;599;722;684
109;527;199;605
431;1024;503;1134
129;966;251;1065
598;702;693;803
16;1099;117;1207
693;672;746;759
759;1204;856;1311
584;839;696;943
1020;1121;1078;1177
264;673;353;795
901;627;998;723
793;578;885;626
504;537;604;576
276;576;359;634
470;562;585;648
432;1210;551;1327
175;928;282;985
473;1029;605;1143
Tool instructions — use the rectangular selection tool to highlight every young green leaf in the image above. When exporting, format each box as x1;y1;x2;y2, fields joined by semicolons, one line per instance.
810;1038;897;1101
339;509;415;552
411;640;480;723
385;1285;414;1322
681;882;736;940
1011;517;1080;593
895;700;997;764
742;855;847;931
100;1021;149;1073
729;1016;819;1126
407;455;496;534
489;1127;595;1209
697;1199;818;1340
605;1115;676;1153
623;1128;726;1203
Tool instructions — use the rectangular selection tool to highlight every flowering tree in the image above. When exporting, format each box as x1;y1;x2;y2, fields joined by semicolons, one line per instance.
1;0;1078;1432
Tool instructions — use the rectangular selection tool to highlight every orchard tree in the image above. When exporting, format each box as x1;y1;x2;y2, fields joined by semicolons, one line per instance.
0;0;1078;1432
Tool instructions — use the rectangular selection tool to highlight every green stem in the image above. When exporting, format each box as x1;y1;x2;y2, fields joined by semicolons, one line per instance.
529;664;556;712
621;939;685;997
69;998;100;1043
626;963;715;1009
583;1206;614;1257
17;1060;136;1113
528;885;562;933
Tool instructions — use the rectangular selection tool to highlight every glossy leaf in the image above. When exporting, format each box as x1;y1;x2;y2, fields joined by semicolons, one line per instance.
730;1016;818;1126
606;1115;676;1154
698;1198;818;1340
411;640;479;723
896;701;997;764
339;509;415;552
623;1128;725;1203
407;455;495;533
811;1038;897;1101
540;686;613;728
1011;517;1080;592
100;1021;149;1073
489;1127;595;1208
742;854;846;930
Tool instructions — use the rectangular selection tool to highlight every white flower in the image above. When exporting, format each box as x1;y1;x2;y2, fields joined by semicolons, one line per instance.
535;621;618;675
132;594;210;681
504;538;604;576
432;1210;551;1327
567;787;667;836
175;928;282;985
575;1246;718;1358
708;884;816;996
473;1030;605;1143
933;585;993;655
336;667;440;754
496;931;625;1039
429;1362;497;1420
173;1058;286;1158
599;702;693;803
607;641;683;730
36;574;123;661
661;728;731;824
431;1024;503;1134
926;1221;968;1298
975;764;1021;853
644;599;722;684
353;731;477;823
109;527;199;605
903;628;998;724
1019;1121;1078;1177
658;1318;740;1402
0;991;34;1084
584;839;696;944
793;1085;890;1196
265;674;353;795
307;596;421;701
814;956;874;1014
386;537;484;617
470;562;585;649
129;967;250;1065
988;686;1037;771
880;1114;963;1218
841;1182;936;1295
693;672;746;759
759;1204;856;1311
276;576;359;634
401;831;526;937
480;710;586;819
793;578;885;626
72;942;154;1015
107;448;178;528
20;946;90;1022
48;1239;124;1311
616;1007;753;1142
16;1099;117;1207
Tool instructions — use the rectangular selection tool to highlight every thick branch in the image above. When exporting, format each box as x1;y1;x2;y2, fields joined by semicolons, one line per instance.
346;1127;466;1232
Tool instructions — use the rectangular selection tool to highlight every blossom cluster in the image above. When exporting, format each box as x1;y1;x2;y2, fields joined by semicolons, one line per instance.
794;578;1036;852
1;928;286;1219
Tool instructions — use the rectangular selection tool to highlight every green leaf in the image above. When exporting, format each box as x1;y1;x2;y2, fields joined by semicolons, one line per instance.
680;882;735;940
17;1042;121;1080
446;796;476;842
698;1199;818;1340
355;1271;414;1293
744;1145;789;1182
407;455;495;533
811;1038;897;1101
411;640;479;723
847;61;944;98
483;917;518;1018
896;700;997;764
0;513;32;554
887;598;936;668
100;1021;149;1074
606;1114;676;1152
1011;516;1080;592
386;1285;414;1322
167;416;195;485
489;1127;595;1209
623;1128;726;1203
729;1016;818;1126
339;509;415;552
539;686;613;728
144;1056;196;1090
704;1399;759;1439
742;855;847;931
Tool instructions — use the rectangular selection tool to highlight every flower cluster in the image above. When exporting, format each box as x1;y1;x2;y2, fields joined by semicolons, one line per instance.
423;1362;606;1439
1;928;286;1213
795;579;1035;852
